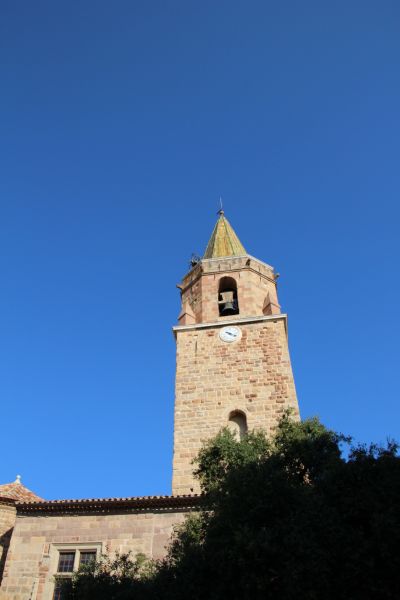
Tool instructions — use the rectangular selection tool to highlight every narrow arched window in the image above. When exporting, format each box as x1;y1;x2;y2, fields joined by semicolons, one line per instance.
218;277;239;316
228;410;248;440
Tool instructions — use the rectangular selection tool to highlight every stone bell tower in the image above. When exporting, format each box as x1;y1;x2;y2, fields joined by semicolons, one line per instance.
172;211;299;495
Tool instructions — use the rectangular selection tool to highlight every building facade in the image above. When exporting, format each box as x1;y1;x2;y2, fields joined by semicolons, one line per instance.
0;212;299;599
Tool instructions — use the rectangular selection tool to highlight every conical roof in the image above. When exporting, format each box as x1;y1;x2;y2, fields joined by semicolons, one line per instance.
0;476;43;502
203;211;246;259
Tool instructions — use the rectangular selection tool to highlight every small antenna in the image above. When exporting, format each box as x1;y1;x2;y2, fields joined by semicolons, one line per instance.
217;196;224;216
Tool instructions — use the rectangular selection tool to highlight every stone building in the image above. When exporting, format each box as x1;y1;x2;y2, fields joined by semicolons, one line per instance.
0;212;299;599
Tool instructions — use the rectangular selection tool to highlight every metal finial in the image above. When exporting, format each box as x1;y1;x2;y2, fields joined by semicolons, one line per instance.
217;196;224;216
15;475;21;484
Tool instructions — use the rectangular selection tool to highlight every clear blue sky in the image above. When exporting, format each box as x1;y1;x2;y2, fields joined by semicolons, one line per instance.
1;1;399;500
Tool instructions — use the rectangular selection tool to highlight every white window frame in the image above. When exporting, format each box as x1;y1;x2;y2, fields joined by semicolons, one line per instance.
44;542;103;600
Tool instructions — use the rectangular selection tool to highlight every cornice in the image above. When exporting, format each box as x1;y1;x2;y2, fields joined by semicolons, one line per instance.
179;254;275;284
202;253;274;270
16;494;204;516
173;313;288;335
0;496;16;506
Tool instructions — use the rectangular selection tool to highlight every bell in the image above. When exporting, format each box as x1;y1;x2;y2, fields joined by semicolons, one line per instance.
218;291;237;315
220;300;235;315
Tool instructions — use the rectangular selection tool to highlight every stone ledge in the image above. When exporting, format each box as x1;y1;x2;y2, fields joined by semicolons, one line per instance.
173;313;288;335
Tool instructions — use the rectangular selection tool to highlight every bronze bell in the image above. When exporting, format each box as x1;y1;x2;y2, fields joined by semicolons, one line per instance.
218;290;236;315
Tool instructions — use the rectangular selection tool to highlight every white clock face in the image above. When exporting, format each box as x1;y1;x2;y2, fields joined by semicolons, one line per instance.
219;326;241;343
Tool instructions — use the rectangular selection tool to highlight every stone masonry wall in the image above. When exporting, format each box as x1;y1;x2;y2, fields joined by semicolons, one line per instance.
0;502;16;585
0;509;187;600
172;316;299;495
179;256;280;325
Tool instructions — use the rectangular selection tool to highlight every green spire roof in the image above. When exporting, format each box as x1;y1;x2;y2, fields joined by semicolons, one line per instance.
203;211;246;259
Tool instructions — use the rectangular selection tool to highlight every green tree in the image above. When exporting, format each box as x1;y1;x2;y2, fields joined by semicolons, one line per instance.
65;415;400;599
159;414;400;600
60;550;153;600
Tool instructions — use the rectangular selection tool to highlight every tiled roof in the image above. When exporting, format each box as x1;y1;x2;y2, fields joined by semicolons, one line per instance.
16;494;204;514
203;211;246;259
0;479;43;503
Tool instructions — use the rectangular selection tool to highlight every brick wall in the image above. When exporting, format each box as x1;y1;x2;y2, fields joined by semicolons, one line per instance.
172;315;299;495
179;256;280;326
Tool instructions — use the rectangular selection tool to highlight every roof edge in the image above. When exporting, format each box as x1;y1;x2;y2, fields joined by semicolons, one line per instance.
0;495;17;506
16;494;205;514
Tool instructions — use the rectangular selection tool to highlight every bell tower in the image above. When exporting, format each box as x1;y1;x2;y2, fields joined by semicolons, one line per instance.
172;211;299;495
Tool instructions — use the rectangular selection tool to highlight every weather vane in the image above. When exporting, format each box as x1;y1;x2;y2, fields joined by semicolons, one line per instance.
217;196;224;215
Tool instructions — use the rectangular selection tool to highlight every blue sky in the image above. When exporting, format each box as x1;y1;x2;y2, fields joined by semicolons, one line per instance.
1;1;399;500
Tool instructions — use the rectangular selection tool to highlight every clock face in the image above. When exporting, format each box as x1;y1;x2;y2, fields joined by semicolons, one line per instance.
219;326;241;343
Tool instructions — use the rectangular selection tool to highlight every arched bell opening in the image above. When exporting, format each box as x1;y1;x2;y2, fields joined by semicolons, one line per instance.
228;410;248;440
218;277;239;316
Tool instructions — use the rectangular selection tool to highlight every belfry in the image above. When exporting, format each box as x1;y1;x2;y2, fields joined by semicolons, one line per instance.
172;211;299;494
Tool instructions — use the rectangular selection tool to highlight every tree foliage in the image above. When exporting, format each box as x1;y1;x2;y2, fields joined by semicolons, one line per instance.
63;414;400;599
60;551;153;600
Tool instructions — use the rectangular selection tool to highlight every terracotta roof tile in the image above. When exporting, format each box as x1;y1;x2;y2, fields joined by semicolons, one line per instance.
0;479;43;503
